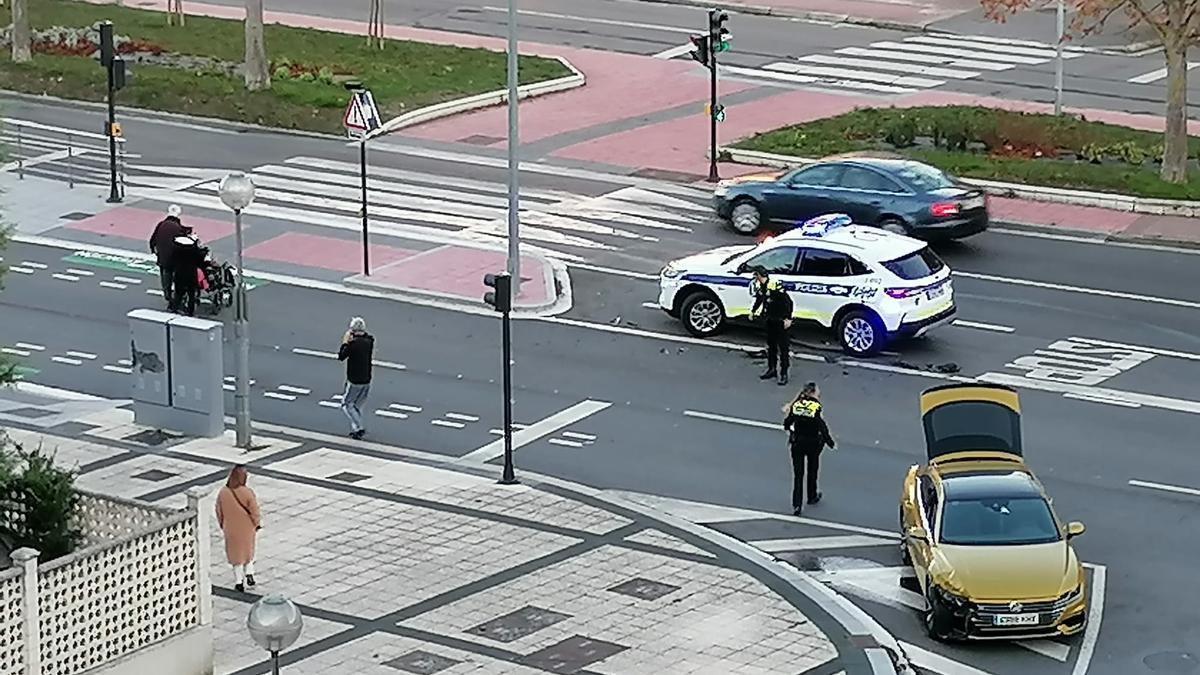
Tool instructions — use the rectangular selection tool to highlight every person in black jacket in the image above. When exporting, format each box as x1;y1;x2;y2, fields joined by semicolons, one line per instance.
783;382;836;516
750;266;794;386
170;232;204;316
338;317;375;440
149;205;185;307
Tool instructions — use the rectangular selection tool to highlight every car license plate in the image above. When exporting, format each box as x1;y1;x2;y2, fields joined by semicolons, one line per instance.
926;284;946;300
993;613;1039;626
961;195;985;210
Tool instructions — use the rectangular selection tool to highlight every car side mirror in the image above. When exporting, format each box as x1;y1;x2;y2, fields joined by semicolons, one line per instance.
1066;521;1086;539
735;263;748;274
906;526;928;542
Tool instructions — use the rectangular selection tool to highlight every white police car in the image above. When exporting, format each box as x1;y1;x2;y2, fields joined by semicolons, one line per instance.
657;214;956;356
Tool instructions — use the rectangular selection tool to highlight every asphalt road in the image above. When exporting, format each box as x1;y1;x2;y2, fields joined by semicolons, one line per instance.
196;0;1197;119
3;233;1200;675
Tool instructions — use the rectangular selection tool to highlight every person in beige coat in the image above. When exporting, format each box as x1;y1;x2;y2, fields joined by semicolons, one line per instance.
215;465;261;592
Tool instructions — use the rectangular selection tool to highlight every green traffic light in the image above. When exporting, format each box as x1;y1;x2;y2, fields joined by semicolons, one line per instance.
715;41;731;53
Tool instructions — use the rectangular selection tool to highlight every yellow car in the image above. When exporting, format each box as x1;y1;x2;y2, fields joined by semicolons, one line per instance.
900;383;1088;641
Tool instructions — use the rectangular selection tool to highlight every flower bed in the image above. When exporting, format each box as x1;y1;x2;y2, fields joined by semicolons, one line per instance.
0;0;571;133
732;106;1200;201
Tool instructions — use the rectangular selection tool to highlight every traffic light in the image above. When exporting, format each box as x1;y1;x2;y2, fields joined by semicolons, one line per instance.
483;273;512;313
688;34;711;68
709;10;730;53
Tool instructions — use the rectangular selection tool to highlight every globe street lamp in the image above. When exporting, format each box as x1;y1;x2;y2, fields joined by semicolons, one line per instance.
219;171;256;449
247;594;304;675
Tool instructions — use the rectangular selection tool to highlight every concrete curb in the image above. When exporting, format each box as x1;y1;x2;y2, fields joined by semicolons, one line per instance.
721;145;1200;219
371;56;585;137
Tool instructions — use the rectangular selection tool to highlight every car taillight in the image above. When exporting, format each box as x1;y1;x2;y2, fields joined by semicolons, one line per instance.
930;202;960;217
885;287;915;299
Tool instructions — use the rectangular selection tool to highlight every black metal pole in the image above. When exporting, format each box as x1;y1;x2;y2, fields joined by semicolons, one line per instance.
271;651;280;675
708;40;719;183
360;139;370;275
499;307;517;484
106;62;121;203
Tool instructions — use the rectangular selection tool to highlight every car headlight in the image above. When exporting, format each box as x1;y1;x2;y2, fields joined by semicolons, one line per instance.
661;264;683;279
932;584;969;608
714;185;729;197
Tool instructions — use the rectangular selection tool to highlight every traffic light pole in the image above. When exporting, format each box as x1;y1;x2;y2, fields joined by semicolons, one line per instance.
708;38;719;183
500;305;516;484
101;22;121;204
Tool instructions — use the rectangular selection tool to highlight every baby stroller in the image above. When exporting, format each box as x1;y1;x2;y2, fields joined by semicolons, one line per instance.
197;250;238;316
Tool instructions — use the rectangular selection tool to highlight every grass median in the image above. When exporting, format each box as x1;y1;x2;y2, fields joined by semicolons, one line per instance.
732;105;1200;201
0;0;571;133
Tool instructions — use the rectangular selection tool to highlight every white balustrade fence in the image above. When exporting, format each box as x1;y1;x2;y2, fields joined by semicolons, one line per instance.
1;488;212;675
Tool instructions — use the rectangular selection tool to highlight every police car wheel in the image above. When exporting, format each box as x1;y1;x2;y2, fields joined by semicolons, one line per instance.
879;218;908;235
730;202;762;235
837;310;885;356
680;292;726;337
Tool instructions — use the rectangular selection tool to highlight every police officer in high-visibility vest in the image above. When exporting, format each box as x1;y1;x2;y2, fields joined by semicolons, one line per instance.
750;266;794;386
783;382;836;515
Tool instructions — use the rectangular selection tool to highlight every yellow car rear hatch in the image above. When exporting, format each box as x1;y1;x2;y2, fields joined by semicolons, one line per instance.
920;383;1024;467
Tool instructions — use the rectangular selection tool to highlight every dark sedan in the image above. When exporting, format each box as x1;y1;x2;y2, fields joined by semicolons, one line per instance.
713;158;989;240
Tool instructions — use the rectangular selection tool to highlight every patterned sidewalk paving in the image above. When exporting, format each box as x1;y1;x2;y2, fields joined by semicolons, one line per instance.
0;385;889;675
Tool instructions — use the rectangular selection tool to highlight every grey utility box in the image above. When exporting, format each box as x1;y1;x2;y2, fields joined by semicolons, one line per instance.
128;309;225;438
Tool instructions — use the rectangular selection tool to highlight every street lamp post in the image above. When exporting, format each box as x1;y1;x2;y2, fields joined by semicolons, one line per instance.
247;594;304;675
219;172;257;449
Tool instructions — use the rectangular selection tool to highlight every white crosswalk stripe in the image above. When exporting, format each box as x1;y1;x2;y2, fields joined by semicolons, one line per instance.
723;33;1088;95
143;156;710;262
1127;61;1200;84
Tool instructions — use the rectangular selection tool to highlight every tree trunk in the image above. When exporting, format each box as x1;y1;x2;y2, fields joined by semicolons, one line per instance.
11;0;32;64
1161;39;1189;183
243;0;270;91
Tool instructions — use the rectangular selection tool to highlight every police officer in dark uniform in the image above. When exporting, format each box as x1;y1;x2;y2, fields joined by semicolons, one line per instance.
750;266;793;386
783;382;835;515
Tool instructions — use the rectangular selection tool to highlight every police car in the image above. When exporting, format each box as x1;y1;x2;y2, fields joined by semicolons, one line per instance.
657;214;956;356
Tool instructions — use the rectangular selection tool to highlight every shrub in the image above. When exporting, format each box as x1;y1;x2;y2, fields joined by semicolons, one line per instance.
883;114;918;148
0;435;83;561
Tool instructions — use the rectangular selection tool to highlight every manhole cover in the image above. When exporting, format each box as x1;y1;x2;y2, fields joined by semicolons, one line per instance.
4;407;56;419
59;211;95;221
607;577;680;601
522;635;627;672
327;471;371;483
465;605;570;643
383;650;461;674
123;429;180;446
132;469;178;482
629;167;707;183
1144;651;1199;673
457;134;504;146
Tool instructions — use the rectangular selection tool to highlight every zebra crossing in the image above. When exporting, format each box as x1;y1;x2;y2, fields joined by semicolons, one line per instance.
139;155;713;262
724;33;1093;95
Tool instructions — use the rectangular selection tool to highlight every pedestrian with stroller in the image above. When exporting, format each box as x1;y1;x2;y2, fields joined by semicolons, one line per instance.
149;204;185;307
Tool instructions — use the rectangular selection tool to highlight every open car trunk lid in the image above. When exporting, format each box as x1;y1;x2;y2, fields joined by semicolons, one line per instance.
920;383;1023;464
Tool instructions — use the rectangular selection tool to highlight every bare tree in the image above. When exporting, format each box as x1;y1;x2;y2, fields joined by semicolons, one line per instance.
367;0;384;49
243;0;270;91
984;0;1200;184
167;0;186;26
11;0;31;64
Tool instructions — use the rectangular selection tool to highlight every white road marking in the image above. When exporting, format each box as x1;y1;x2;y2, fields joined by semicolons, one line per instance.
797;53;979;79
372;359;406;371
318;401;342;409
223;384;235;392
103;365;133;374
479;6;696;34
431;419;466;429
1127;61;1199;84
389;403;422;413
277;385;311;395
952;319;1015;333
14;343;45;351
113;276;142;284
51;356;82;366
992;225;1200;255
117;359;132;366
1070;336;1200;361
900;641;998;675
905;35;1079;60
1074;564;1106;675
444;412;480;422
561;431;596;441
1063;392;1141;408
978;371;1200;415
66;351;97;360
65;268;94;276
8;266;35;274
1022;639;1072;662
548;438;584;448
750;535;894;552
836;46;1014;71
683;409;779;431
292;347;338;359
460;399;612;463
374;409;408;419
1;348;31;357
1128;479;1200;497
21;262;48;269
569;262;659;280
146;289;163;297
51;273;80;282
640;301;659;309
722;64;919;94
99;281;128;290
223;376;256;385
954;270;1200;309
653;43;694;59
263;392;296;401
871;39;1045;65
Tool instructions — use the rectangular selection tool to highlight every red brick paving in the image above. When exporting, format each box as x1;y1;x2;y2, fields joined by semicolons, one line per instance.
243;232;420;274
367;246;552;307
65;206;234;243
